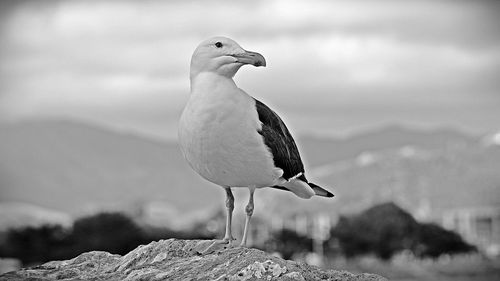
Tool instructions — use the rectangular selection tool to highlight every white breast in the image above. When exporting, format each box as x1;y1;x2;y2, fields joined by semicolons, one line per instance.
178;73;282;188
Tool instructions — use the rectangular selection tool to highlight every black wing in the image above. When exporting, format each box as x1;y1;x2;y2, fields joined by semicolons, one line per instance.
254;99;306;180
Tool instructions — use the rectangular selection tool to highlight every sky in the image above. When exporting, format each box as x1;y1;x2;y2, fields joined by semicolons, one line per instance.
0;0;499;140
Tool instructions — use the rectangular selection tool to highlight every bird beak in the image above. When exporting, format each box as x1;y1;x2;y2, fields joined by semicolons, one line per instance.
231;50;266;67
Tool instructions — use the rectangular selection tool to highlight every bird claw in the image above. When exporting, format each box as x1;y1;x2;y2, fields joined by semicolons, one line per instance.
222;236;236;245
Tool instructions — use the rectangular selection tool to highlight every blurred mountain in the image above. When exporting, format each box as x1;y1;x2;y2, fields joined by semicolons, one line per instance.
0;202;72;231
1;120;499;225
0;120;219;217
273;126;500;217
299;125;477;166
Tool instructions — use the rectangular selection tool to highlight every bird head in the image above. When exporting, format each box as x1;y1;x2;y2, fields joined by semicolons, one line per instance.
190;37;266;79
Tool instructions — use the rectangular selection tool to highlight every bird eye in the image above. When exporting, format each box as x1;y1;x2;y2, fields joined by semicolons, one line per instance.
215;42;223;48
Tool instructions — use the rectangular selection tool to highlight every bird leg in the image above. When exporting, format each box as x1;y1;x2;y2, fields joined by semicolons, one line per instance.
196;187;234;255
222;187;235;244
240;187;255;247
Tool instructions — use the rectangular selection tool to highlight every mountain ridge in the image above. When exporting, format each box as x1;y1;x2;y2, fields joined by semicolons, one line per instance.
1;119;498;224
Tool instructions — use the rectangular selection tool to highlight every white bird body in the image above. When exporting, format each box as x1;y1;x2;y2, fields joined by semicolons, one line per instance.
178;37;333;249
179;72;281;188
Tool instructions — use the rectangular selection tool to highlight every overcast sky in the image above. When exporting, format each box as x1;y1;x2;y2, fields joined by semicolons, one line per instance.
0;0;499;140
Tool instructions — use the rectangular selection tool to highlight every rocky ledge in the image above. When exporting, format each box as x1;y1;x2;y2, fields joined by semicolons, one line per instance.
0;239;386;281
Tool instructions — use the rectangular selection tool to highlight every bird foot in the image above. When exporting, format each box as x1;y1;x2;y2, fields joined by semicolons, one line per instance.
195;238;235;255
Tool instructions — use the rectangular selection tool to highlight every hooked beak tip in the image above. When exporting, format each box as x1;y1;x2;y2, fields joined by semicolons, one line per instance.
232;50;266;67
254;59;266;67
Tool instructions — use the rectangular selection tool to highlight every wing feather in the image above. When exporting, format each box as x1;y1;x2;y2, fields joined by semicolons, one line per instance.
254;99;305;180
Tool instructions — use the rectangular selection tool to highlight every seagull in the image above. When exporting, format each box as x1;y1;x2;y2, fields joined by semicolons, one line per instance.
178;37;334;249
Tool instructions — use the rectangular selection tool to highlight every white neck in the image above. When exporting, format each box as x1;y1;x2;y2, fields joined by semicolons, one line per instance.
190;72;237;96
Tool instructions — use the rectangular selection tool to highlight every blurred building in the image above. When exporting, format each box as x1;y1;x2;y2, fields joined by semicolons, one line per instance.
441;206;500;257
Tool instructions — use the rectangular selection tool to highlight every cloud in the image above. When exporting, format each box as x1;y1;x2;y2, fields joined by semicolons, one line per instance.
0;0;499;138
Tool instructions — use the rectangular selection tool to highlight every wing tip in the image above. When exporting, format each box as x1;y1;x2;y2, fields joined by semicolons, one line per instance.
308;182;335;198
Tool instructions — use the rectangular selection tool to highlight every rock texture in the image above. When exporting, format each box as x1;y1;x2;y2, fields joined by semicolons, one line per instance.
0;239;386;281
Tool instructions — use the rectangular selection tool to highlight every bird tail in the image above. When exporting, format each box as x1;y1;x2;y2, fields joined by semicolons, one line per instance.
308;182;334;198
279;179;314;199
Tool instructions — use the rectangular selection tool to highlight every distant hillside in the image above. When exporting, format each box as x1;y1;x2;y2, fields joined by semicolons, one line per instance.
0;120;499;224
0;120;218;216
0;202;72;231
299;125;477;166
275;126;500;217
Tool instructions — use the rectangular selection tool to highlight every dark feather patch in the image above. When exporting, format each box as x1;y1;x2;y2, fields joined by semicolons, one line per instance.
254;99;305;180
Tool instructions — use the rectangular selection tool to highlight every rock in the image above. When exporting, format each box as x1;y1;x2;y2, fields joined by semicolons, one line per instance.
0;239;386;281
